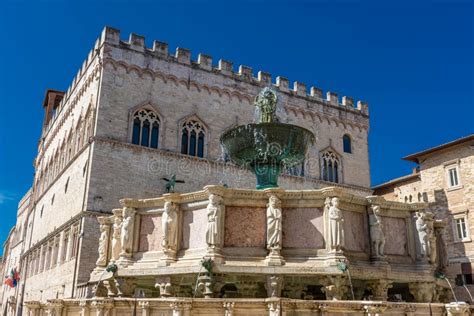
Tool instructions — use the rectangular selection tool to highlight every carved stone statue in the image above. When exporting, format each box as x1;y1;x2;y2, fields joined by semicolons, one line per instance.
120;207;135;256
266;194;282;253
327;197;344;252
435;225;448;273
415;211;436;262
206;194;223;248
369;205;385;258
255;87;278;123
111;211;122;262
162;201;178;252
96;218;110;266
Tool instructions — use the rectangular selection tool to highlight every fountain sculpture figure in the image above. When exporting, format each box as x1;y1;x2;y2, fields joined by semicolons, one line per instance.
220;88;315;189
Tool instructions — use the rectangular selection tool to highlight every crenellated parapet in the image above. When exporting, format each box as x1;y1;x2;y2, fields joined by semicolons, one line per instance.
99;27;370;117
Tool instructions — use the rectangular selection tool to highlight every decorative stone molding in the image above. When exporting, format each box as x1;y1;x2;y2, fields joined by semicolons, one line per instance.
24;298;457;315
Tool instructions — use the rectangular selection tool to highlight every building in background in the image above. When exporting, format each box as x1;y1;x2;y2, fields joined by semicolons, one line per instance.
374;134;474;300
0;189;31;315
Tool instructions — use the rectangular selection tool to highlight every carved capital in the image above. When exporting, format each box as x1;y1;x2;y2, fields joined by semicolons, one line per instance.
363;303;388;316
366;280;392;301
265;275;284;297
267;300;281;316
321;276;349;300
223;301;235;316
409;282;436;303
445;302;470;316
155;276;173;297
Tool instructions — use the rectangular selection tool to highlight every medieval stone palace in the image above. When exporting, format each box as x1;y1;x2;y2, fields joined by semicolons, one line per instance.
1;27;472;315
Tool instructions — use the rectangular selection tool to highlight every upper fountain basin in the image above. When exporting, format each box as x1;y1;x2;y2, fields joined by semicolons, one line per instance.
220;122;315;168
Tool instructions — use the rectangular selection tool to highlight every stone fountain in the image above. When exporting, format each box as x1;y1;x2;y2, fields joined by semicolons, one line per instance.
220;87;314;189
26;88;472;315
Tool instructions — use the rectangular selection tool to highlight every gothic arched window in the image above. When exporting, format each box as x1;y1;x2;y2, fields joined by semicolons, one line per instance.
131;108;160;149
181;119;206;158
321;151;341;183
343;134;352;153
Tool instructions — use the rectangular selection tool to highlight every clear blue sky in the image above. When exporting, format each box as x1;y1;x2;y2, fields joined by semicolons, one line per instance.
0;1;472;248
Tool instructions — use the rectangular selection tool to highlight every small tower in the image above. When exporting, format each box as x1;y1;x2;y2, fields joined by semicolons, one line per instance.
41;89;64;131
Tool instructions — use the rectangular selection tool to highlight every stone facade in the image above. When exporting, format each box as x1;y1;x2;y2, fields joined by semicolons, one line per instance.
1;189;31;315
1;26;374;315
374;135;474;302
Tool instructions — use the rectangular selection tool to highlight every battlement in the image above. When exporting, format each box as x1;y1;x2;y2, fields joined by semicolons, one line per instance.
100;27;369;116
45;32;101;127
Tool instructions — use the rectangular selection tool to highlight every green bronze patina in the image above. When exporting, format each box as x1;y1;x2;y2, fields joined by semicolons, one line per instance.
220;88;315;189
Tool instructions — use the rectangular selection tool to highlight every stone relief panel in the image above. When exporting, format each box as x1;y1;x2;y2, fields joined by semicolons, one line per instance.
343;211;368;252
282;207;325;249
139;215;163;252
384;217;408;256
224;207;266;248
181;208;207;249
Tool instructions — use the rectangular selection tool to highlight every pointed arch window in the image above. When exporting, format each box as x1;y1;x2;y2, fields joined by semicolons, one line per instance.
321;150;341;183
131;108;160;149
181;119;206;158
343;134;352;153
